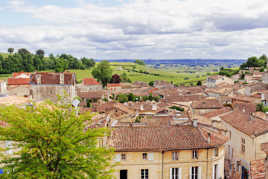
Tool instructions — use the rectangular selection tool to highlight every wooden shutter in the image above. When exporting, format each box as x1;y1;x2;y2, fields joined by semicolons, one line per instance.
170;168;173;179
179;168;182;179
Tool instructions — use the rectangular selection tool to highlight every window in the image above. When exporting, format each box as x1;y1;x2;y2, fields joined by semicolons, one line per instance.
213;164;218;179
141;169;149;179
172;152;179;160
191;167;199;179
142;153;148;160
121;153;126;160
214;148;219;157
170;168;180;179
192;150;198;159
241;138;245;153
120;170;128;179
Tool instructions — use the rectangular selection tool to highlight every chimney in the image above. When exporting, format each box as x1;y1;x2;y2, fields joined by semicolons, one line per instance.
60;73;64;85
249;113;254;121
140;105;144;111
242;107;246;113
208;133;211;144
193;119;198;128
36;74;41;85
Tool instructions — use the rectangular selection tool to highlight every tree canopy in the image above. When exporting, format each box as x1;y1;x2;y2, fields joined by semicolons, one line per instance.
134;59;145;66
92;61;113;88
0;98;113;178
110;74;121;83
0;48;96;74
240;54;267;69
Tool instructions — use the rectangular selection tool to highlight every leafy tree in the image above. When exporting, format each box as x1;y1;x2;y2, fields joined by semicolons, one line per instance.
134;59;145;66
18;48;30;55
92;61;112;88
7;48;14;54
81;58;95;68
110;74;121;83
148;81;154;87
197;81;202;86
121;72;131;83
36;49;45;59
0;98;113;178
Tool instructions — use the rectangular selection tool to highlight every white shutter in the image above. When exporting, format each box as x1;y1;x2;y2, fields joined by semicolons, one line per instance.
114;153;121;162
179;168;182;179
212;165;214;179
148;153;154;160
198;167;202;179
170;168;173;179
217;164;220;179
189;167;192;179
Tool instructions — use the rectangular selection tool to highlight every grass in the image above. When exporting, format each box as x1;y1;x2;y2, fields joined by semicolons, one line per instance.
71;62;208;85
0;74;11;80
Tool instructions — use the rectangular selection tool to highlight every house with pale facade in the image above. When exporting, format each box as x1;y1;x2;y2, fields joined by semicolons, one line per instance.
220;111;268;178
108;121;227;179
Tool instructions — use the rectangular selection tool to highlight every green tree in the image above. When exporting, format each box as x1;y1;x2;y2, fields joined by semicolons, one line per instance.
7;48;14;54
148;81;154;87
134;59;145;66
197;81;202;86
36;49;45;59
0;98;113;178
92;61;112;88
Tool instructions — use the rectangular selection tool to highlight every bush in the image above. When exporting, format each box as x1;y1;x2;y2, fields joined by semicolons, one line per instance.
169;106;184;111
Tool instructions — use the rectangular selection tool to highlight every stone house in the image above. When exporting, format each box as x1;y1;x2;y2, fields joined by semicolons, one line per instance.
30;72;76;101
220;111;268;178
206;75;234;88
108;122;227;179
107;83;122;91
79;78;102;92
7;72;31;97
191;99;223;115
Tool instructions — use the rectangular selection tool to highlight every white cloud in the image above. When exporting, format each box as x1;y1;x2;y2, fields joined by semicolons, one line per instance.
1;0;268;59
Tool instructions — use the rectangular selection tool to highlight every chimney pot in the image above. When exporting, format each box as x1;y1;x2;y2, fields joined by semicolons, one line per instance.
193;119;198;128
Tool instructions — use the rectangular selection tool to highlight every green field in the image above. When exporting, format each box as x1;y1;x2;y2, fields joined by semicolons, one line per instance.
70;62;208;85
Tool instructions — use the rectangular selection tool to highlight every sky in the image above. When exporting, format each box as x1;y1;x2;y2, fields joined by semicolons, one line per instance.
0;0;268;59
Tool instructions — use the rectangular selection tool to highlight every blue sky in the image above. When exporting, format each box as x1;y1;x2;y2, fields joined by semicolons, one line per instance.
0;0;268;59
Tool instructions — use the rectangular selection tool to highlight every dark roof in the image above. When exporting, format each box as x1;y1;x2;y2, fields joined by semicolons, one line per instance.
109;125;227;152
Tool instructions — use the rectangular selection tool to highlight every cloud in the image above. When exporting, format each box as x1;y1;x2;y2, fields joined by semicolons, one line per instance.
0;0;268;59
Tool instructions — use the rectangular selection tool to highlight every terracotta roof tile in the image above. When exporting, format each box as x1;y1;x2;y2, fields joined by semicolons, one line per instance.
109;125;226;152
221;111;268;136
82;78;100;85
192;99;222;109
7;78;30;85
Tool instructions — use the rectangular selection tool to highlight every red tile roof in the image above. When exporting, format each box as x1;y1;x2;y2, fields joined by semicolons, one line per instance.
83;78;100;85
201;107;232;118
192;99;222;109
221;111;268;136
109;125;227;152
31;72;75;85
7;78;30;85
